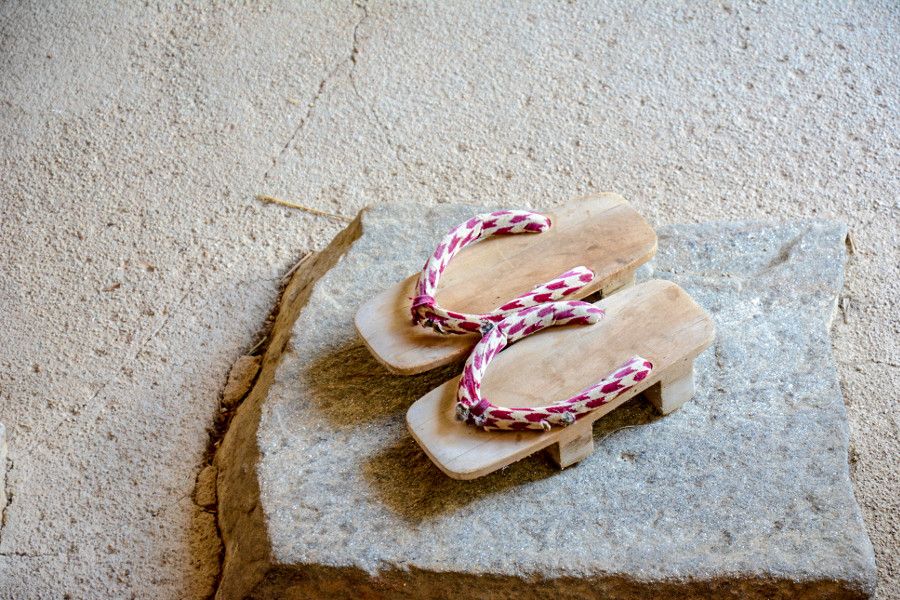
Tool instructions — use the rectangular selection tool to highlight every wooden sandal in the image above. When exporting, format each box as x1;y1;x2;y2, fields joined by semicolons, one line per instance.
406;280;715;479
355;193;656;375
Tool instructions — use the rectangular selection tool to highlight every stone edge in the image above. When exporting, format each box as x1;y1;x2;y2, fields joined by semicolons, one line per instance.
213;212;364;600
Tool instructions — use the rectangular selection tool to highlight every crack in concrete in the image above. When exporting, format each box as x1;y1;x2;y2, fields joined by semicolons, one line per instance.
346;2;440;198
262;1;371;182
262;74;335;181
15;287;194;460
838;357;900;370
263;0;439;198
131;289;192;362
349;0;367;67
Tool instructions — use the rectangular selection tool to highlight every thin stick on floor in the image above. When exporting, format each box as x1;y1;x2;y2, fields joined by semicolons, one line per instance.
596;424;639;444
257;194;353;222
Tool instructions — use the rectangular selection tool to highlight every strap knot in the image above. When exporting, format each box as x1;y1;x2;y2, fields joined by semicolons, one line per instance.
456;302;654;431
411;294;436;311
410;294;436;325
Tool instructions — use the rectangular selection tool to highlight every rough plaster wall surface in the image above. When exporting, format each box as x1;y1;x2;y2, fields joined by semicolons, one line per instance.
0;1;896;599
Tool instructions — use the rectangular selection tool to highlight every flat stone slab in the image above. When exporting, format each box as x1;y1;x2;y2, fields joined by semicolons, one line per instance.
217;204;875;598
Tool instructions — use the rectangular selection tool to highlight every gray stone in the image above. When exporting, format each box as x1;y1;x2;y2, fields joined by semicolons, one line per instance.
216;205;876;599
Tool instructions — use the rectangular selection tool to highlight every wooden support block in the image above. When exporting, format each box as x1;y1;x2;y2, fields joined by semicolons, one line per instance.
645;362;695;415
600;270;636;298
546;420;595;469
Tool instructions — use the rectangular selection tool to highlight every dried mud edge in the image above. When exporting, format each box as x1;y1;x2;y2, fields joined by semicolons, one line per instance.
203;211;872;600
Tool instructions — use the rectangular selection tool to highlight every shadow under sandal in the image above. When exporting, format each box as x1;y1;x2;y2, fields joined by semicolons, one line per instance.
406;279;715;480
355;192;657;375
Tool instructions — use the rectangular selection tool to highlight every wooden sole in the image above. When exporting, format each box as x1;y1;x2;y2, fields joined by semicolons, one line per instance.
355;192;657;375
406;280;715;479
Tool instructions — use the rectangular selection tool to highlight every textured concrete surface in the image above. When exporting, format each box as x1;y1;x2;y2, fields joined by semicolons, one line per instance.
0;1;896;598
222;207;875;598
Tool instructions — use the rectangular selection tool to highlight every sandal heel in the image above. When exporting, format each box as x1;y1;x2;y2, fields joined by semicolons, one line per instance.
646;361;695;415
547;419;594;469
600;270;636;297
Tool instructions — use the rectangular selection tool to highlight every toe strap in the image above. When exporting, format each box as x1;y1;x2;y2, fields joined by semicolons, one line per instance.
456;301;653;431
411;210;595;334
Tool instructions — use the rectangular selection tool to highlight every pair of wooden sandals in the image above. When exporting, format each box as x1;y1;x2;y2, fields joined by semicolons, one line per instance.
356;193;715;480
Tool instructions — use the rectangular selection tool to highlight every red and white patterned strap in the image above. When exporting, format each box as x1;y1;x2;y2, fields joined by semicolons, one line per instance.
411;210;595;335
456;301;654;431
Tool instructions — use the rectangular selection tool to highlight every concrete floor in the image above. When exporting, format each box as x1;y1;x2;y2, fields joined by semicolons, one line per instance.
0;1;896;598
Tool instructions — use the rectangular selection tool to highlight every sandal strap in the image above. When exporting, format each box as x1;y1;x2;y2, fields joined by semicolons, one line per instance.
411;210;595;334
456;301;653;431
